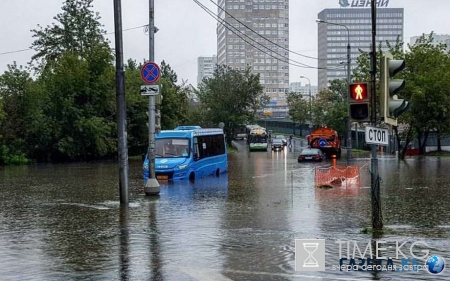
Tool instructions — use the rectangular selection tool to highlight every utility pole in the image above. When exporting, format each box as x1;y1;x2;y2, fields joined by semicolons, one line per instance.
370;1;382;230
346;38;352;161
113;0;129;204
144;0;160;195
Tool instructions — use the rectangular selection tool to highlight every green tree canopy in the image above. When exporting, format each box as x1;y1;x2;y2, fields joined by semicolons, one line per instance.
310;79;348;135
30;0;110;70
196;65;264;132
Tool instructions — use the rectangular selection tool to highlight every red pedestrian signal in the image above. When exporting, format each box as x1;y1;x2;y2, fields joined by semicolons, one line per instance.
349;82;370;122
350;83;368;102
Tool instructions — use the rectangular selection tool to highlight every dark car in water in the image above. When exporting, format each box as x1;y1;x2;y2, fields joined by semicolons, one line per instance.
274;134;287;146
298;148;325;162
271;138;284;151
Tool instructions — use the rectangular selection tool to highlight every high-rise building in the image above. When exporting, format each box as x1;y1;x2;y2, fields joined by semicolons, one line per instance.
217;0;290;118
197;55;217;87
410;34;450;52
317;4;404;90
289;82;318;99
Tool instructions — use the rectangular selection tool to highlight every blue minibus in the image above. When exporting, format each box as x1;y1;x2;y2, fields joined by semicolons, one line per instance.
143;128;228;182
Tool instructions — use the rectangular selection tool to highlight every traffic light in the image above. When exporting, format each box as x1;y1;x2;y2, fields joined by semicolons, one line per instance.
349;82;370;122
380;52;409;126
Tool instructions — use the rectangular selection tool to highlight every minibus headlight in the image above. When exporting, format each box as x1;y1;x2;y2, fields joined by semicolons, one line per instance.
177;164;188;170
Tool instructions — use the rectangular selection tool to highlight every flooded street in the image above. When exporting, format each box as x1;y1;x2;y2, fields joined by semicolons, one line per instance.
0;141;449;280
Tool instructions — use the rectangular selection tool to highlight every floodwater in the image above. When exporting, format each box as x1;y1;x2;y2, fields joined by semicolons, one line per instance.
0;140;449;281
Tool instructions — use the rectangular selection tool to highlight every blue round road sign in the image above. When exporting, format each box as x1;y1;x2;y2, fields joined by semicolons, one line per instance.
141;62;161;84
318;138;327;147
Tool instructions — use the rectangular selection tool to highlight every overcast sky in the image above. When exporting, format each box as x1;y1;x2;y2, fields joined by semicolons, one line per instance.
0;0;449;87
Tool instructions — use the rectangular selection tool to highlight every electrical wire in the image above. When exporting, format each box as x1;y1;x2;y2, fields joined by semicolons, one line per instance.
193;0;344;71
209;0;346;61
198;0;313;69
0;24;149;56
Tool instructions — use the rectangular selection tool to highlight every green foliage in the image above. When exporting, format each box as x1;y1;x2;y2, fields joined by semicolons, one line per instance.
351;32;450;158
0;145;29;165
0;0;196;165
30;0;110;70
196;65;264;131
36;51;117;161
310;79;348;135
0;63;35;163
158;61;190;130
286;92;308;125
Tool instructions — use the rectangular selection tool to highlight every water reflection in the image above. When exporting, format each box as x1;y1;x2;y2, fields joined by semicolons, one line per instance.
148;196;163;281
119;206;130;281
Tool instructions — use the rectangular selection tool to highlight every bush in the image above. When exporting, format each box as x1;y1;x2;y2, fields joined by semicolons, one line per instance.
0;145;30;165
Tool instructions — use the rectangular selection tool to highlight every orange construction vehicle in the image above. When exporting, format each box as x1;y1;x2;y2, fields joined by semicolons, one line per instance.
307;126;342;158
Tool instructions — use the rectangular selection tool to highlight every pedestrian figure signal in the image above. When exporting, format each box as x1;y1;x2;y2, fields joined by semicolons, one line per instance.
350;83;367;101
349;82;370;122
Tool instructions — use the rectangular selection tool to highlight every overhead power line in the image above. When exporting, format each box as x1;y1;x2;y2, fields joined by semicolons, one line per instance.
0;24;148;57
195;0;310;69
209;0;345;61
193;0;343;71
0;48;32;56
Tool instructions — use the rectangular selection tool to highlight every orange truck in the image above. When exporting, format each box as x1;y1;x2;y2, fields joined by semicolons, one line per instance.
307;126;342;158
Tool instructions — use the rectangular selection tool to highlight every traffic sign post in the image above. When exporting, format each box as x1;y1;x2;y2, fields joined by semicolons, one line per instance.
365;126;388;146
140;85;160;96
141;61;161;196
141;62;161;84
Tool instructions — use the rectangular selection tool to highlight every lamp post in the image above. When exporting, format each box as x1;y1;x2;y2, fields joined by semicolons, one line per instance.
299;75;312;129
317;19;352;160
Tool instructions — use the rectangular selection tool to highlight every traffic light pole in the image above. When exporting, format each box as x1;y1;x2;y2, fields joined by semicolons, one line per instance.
346;41;352;161
370;1;383;231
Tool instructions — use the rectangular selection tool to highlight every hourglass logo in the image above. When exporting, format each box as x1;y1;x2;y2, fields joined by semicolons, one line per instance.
295;239;326;271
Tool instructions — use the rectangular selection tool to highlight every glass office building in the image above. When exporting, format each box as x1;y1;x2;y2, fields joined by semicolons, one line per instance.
317;8;404;91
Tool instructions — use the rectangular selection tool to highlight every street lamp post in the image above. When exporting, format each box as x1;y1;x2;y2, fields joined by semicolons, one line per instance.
317;19;352;160
299;75;312;128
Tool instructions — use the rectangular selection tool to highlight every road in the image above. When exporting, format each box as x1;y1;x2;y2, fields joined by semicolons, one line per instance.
0;142;449;280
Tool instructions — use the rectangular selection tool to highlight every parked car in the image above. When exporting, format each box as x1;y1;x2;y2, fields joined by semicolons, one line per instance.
271;138;284;151
274;134;287;146
298;148;326;162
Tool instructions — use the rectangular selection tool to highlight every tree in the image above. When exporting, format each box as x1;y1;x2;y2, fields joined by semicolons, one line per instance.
405;33;450;155
286;92;309;128
310;79;348;136
36;52;116;161
197;65;264;137
158;61;190;130
352;33;450;158
0;63;35;164
30;0;110;70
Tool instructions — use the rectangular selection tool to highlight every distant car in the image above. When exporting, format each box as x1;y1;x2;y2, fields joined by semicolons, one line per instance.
274;135;287;146
271;138;284;151
298;148;325;162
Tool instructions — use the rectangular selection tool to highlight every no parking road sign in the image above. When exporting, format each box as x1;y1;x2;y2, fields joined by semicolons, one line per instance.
141;62;161;84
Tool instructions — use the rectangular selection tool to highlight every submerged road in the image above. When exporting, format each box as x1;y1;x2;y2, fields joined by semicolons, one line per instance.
0;142;449;280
